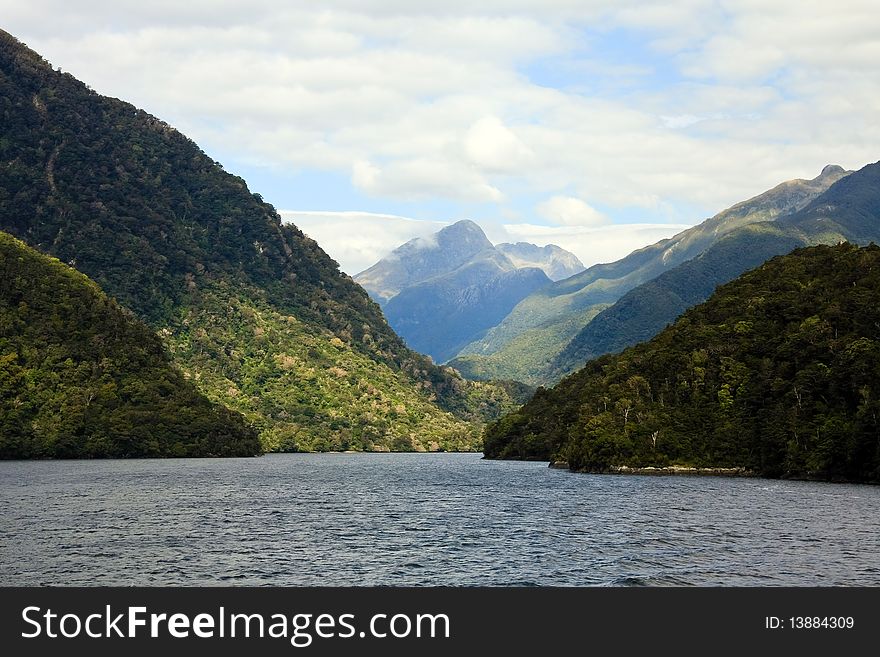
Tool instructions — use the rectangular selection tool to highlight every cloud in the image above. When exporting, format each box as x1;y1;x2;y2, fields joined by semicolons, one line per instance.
463;116;533;173
281;210;692;274
537;196;608;226
502;222;694;267
350;158;504;202
3;1;877;226
280;210;447;274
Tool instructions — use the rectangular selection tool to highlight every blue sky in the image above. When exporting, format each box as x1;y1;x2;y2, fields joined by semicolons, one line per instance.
4;1;878;272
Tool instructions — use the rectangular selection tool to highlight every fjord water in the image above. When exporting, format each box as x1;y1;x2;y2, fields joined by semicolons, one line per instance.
1;453;877;586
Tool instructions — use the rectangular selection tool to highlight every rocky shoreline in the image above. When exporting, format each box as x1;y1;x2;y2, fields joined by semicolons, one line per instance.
548;461;755;477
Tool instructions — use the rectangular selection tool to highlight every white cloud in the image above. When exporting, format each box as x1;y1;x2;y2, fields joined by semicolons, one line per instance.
282;210;692;274
280;211;447;275
463;116;533;173
537;196;608;227
351;158;504;202
2;1;877;227
502;222;694;267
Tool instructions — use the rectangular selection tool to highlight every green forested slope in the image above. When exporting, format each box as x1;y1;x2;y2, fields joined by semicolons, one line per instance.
0;232;260;458
484;244;880;483
0;29;519;451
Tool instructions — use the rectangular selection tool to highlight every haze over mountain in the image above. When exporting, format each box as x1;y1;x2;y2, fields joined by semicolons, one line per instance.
355;220;583;304
450;164;852;384
0;29;524;453
355;220;583;363
484;243;880;484
356;220;496;305
493;242;585;282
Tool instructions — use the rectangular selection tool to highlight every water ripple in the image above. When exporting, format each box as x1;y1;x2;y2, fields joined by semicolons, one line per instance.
0;453;878;586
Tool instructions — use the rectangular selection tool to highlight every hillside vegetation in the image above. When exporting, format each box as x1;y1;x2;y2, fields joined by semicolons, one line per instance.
551;162;880;378
485;244;880;483
0;232;260;458
0;29;520;452
457;165;851;383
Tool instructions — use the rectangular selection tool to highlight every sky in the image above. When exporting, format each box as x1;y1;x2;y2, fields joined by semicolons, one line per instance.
4;1;879;274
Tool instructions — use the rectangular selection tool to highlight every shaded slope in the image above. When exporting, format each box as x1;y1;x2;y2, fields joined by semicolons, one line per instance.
357;220;555;362
384;252;551;362
456;165;850;381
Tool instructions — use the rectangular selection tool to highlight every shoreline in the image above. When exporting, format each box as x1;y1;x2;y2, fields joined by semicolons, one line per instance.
549;461;755;477
608;464;756;477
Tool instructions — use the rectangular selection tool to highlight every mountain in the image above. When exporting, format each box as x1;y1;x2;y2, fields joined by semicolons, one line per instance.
383;253;551;363
355;220;495;304
550;160;880;378
451;165;851;384
0;231;260;458
484;243;880;483
495;242;585;281
355;221;583;307
356;220;560;363
0;29;523;453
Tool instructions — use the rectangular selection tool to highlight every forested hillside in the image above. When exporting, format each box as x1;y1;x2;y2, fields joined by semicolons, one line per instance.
454;165;850;385
0;29;520;452
551;161;880;378
485;244;880;483
0;232;260;458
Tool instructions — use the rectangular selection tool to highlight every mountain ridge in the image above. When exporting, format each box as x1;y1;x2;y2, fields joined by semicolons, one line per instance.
452;164;852;384
355;220;583;363
550;160;879;378
0;29;521;452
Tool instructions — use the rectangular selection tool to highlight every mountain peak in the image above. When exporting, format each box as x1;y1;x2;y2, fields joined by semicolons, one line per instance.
444;219;484;233
354;219;492;302
437;220;493;248
820;164;846;177
496;242;585;281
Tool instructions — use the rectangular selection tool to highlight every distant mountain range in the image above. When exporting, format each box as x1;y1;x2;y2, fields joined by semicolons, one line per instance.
548;161;880;379
355;220;584;362
484;242;880;484
0;29;526;456
495;242;585;282
450;164;853;384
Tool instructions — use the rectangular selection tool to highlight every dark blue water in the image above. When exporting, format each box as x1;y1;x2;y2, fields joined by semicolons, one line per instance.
1;453;877;586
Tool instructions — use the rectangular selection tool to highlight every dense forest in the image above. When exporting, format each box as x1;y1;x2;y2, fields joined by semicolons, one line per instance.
0;29;524;452
484;244;880;483
0;232;260;458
